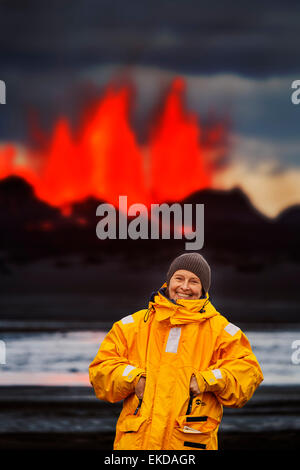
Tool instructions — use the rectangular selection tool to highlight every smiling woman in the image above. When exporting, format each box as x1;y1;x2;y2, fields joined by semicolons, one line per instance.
167;270;203;301
89;252;264;450
166;252;211;301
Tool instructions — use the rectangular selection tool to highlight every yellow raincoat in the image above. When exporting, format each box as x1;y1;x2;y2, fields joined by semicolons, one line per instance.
89;284;263;450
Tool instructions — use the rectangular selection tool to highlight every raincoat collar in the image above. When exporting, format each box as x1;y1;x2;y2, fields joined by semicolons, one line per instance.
148;283;218;325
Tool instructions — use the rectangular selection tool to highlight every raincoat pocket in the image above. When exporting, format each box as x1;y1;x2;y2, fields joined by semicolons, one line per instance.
119;415;147;433
118;416;147;450
169;395;221;450
176;414;220;434
170;415;219;451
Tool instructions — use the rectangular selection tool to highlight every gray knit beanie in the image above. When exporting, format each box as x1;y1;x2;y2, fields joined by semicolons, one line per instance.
166;252;211;294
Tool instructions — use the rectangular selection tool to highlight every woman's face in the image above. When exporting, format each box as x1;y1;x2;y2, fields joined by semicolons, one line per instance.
167;269;203;302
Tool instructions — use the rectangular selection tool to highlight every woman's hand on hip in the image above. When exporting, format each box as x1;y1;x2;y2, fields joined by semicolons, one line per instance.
135;376;146;399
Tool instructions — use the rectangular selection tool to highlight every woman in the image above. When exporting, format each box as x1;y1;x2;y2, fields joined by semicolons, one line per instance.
89;252;263;450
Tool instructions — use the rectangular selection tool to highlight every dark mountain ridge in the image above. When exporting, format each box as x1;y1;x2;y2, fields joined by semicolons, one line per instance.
0;175;298;266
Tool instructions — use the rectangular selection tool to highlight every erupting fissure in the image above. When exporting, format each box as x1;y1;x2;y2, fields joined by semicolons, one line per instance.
0;78;227;214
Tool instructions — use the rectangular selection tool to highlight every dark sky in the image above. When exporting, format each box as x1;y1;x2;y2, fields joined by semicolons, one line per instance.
0;0;300;176
0;0;300;76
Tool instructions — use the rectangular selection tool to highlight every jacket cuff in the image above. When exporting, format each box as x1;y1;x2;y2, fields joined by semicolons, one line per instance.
121;365;145;389
197;369;226;393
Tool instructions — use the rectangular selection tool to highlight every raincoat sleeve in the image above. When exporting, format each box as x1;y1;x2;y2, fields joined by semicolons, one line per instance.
196;322;264;408
89;321;145;403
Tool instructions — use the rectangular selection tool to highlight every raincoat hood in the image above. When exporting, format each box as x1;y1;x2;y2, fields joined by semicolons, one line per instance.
148;283;219;325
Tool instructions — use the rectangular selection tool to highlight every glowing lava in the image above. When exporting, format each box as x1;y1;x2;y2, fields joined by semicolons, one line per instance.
0;79;228;212
149;78;211;202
